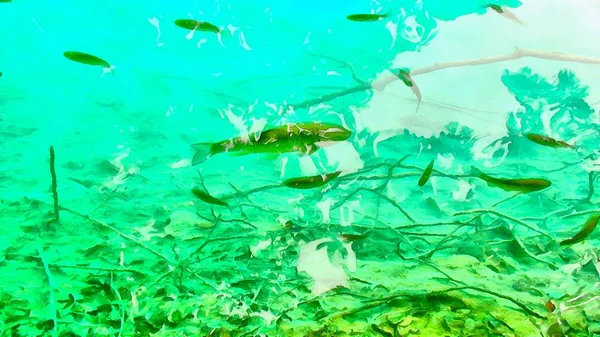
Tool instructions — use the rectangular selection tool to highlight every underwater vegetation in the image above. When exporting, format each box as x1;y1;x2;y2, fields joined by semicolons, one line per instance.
1;0;600;336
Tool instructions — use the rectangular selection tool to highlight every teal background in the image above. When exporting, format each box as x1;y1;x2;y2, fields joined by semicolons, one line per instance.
1;0;600;336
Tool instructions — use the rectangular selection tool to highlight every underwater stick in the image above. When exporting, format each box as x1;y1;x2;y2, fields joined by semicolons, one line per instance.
454;209;552;238
290;48;600;109
49;145;60;223
583;171;597;202
109;274;126;337
59;205;170;261
308;52;367;84
423;263;546;319
50;264;144;275
57;205;219;290
37;247;59;337
322;284;544;321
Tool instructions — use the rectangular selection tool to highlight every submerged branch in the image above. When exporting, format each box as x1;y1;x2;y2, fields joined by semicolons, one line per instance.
454;209;552;238
290;48;600;109
49;146;60;225
37;247;59;337
583;171;597;202
323;284;544;322
50;264;145;275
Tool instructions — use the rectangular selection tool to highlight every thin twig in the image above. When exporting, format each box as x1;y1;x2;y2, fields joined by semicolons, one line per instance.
323;284;544;321
308;52;367;84
60;206;172;262
37;247;59;337
562;208;600;219
50;264;144;275
454;209;551;238
583;171;597;202
110;273;125;337
290;48;600;109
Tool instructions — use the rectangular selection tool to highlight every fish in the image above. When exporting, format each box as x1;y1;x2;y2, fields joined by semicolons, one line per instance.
398;69;422;113
340;231;370;242
0;0;12;3
174;19;221;33
63;51;115;76
470;166;552;193
190;122;352;165
346;11;390;22
0;72;3;77
525;133;574;149
559;214;599;246
191;187;229;207
283;171;342;189
418;160;434;187
486;4;525;26
68;177;94;189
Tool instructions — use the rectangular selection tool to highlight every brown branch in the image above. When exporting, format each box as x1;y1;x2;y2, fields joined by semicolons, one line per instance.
308;52;367;85
37;247;59;337
323;284;544;322
60;206;170;261
50;264;145;275
49;146;60;224
583;171;597;202
454;209;552;238
289;48;600;109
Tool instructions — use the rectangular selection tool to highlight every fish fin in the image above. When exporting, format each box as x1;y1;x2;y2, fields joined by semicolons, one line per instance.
470;165;483;177
101;65;116;78
229;150;252;157
314;140;341;148
191;143;213;165
306;145;321;155
412;83;422;114
261;153;280;160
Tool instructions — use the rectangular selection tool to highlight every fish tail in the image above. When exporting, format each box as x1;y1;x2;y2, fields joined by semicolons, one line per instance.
191;143;215;165
101;65;116;78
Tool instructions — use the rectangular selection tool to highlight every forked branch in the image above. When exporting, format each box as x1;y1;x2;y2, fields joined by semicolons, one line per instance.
289;48;600;110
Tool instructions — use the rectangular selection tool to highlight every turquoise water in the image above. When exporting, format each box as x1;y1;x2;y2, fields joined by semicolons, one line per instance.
2;0;600;336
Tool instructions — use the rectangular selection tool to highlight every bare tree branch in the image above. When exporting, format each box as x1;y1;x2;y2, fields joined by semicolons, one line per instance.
289;48;600;110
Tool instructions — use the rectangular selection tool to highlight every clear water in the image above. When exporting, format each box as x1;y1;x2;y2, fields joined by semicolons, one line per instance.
1;0;600;336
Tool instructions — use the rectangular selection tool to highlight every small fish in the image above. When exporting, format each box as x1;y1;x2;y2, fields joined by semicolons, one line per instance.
486;4;525;26
68;177;94;189
398;69;422;113
346;11;390;22
63;51;115;76
525;133;574;149
191;187;229;207
545;300;556;313
418;160;434;187
560;214;599;246
191;122;352;165
340;231;370;242
284;220;296;230
471;166;551;193
283;171;342;189
0;0;12;3
174;19;220;33
0;72;3;77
